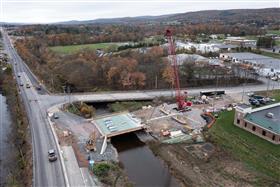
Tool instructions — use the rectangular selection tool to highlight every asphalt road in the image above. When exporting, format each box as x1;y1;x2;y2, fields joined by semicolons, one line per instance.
2;29;66;187
2;27;280;187
46;78;280;105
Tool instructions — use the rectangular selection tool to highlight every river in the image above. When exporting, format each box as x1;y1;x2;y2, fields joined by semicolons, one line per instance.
111;133;179;187
0;94;16;186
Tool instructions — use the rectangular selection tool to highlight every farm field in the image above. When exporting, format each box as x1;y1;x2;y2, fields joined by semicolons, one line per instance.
209;111;280;184
49;42;123;54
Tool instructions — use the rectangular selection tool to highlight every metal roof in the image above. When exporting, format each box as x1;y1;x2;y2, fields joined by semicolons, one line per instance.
212;44;238;49
221;52;280;70
244;105;280;134
168;54;208;66
222;52;271;60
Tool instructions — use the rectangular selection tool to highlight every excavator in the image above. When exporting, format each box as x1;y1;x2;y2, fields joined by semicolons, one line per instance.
85;132;96;152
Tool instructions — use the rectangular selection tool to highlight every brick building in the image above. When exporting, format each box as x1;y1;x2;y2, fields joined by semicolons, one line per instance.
234;103;280;144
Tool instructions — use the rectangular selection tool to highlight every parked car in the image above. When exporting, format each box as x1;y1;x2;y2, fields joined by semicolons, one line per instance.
19;82;24;86
264;97;275;103
48;149;57;162
249;98;260;106
247;92;254;97
17;74;21;78
251;95;266;104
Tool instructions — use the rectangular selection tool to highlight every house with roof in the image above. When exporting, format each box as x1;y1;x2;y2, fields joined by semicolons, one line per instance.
234;103;280;144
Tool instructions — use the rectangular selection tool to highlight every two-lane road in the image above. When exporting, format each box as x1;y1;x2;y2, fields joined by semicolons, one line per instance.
2;29;66;187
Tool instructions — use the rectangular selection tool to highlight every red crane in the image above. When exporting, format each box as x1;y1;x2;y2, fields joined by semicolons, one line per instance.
165;29;191;110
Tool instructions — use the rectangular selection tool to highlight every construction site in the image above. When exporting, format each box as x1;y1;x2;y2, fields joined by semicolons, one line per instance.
52;86;258;186
44;29;280;186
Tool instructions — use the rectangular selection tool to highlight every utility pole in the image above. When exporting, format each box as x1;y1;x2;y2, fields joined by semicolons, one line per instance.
241;67;248;103
66;84;71;104
155;75;158;89
213;67;219;109
266;75;270;97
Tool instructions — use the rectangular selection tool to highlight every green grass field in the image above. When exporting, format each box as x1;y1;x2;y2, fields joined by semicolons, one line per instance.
209;111;280;182
267;30;280;35
49;42;121;54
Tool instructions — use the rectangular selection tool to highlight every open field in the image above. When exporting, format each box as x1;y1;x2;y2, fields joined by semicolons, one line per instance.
49;42;122;54
267;30;280;35
209;111;280;183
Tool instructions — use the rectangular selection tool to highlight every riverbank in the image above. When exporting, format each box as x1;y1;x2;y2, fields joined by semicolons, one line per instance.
0;65;32;186
0;94;17;186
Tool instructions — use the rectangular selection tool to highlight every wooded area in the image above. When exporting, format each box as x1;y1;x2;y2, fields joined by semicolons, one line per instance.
15;34;256;92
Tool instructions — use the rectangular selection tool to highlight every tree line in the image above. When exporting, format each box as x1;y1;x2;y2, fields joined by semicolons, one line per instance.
9;23;266;47
14;36;256;92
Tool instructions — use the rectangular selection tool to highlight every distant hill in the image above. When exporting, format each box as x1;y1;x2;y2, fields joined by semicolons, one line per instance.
56;14;174;25
57;8;280;26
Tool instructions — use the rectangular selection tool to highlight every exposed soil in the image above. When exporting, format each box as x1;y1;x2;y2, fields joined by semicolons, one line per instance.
55;123;132;187
148;142;264;187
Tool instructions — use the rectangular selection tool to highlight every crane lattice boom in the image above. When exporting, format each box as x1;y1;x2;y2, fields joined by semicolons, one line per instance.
165;29;191;110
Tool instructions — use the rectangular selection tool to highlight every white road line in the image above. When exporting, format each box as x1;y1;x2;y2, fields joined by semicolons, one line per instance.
79;168;87;187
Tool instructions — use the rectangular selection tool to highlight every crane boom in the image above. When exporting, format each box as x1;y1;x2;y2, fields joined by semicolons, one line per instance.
165;29;187;110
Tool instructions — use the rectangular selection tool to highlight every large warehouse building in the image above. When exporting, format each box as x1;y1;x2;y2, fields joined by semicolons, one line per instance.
234;103;280;144
220;52;280;76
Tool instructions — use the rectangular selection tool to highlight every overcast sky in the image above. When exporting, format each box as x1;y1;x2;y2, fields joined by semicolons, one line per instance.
1;0;279;23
